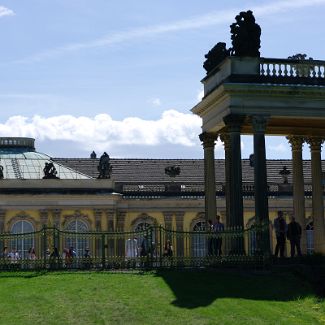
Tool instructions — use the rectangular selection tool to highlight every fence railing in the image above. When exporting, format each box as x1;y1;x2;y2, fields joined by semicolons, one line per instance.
0;225;270;271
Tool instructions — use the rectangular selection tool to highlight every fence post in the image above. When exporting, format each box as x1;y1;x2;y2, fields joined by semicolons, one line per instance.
159;225;162;268
101;234;106;269
42;225;47;269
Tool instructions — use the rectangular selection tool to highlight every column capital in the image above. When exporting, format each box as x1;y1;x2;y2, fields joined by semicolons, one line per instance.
287;136;304;151
223;114;245;132
251;115;269;133
219;132;230;150
163;212;173;222
305;136;324;152
199;132;218;148
39;209;49;226
0;209;6;219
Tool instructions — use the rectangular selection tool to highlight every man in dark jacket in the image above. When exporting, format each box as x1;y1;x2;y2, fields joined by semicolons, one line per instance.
274;211;287;257
287;216;302;257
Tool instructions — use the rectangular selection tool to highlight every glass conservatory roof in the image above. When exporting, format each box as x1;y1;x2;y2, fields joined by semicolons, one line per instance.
0;137;91;180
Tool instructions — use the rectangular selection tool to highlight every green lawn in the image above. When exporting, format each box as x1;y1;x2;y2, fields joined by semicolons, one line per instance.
0;270;324;325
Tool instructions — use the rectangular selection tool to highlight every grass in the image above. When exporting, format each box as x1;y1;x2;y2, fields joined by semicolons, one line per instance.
0;270;324;325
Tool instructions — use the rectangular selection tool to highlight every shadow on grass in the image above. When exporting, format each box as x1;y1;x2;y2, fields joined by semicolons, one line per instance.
0;270;48;278
155;269;321;309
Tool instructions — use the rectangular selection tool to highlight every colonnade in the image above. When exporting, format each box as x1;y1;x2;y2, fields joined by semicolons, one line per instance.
200;114;325;254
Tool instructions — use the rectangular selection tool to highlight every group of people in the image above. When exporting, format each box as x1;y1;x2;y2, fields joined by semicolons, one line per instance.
274;211;302;258
48;246;91;269
0;246;37;269
207;215;225;256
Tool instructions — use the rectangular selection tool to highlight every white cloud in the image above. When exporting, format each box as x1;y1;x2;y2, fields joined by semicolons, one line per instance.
268;143;289;154
0;110;202;151
0;6;14;17
15;0;325;63
148;98;162;107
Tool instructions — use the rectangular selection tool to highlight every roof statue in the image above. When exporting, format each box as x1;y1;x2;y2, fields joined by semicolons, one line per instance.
0;165;3;179
43;162;60;179
165;165;181;178
230;10;261;57
98;152;112;179
90;151;97;159
279;166;291;184
203;42;230;74
203;10;260;75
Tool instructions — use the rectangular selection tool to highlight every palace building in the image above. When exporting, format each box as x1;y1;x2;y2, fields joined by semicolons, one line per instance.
0;136;322;258
1;11;325;263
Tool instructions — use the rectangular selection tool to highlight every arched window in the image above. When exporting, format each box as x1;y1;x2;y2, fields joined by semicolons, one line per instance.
133;221;156;256
134;222;152;232
65;220;89;257
192;221;207;258
11;220;35;259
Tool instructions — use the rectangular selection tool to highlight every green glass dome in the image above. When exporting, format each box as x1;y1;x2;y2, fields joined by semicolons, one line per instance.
0;137;91;180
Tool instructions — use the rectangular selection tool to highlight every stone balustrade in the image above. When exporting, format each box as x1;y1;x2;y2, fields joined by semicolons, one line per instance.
260;58;325;79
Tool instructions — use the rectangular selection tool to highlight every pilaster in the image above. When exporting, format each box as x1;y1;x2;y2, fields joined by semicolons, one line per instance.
0;210;5;233
163;212;173;230
94;209;102;231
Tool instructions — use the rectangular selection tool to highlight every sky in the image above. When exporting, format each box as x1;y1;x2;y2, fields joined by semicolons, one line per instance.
0;0;325;159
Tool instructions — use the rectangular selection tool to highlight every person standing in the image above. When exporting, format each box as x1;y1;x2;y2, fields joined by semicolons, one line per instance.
213;215;225;256
207;220;214;256
287;216;302;257
274;211;287;258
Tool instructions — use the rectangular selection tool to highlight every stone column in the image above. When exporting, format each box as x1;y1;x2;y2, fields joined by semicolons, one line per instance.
199;132;217;223
252;116;269;224
219;133;231;227
287;136;307;254
252;116;270;254
223;115;244;228
306;137;325;253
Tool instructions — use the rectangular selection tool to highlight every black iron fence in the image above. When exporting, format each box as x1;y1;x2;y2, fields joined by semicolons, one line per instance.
0;225;270;271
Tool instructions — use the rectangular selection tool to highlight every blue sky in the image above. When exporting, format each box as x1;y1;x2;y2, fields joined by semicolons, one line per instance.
0;0;325;159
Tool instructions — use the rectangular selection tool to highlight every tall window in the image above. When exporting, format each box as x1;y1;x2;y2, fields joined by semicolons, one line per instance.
65;220;89;257
11;220;34;259
192;221;207;257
